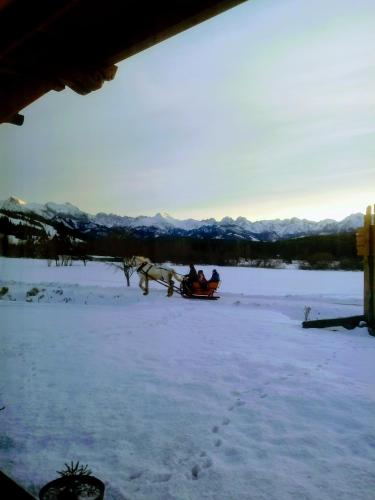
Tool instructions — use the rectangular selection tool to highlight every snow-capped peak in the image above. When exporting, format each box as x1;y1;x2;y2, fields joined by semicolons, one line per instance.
9;196;26;205
156;212;173;219
44;202;85;217
0;197;86;220
1;196;27;210
220;216;235;225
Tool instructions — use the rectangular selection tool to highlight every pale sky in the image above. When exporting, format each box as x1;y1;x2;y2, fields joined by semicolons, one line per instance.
1;0;375;221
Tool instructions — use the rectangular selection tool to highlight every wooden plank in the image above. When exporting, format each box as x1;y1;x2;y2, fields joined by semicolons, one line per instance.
302;315;365;330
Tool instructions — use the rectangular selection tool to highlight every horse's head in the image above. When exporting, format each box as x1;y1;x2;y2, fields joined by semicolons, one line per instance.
133;255;151;267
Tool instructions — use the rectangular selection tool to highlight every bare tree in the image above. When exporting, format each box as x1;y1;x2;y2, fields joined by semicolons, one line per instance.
111;256;137;287
122;256;137;286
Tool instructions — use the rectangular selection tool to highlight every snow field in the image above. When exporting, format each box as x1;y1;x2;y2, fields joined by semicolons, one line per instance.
1;257;375;500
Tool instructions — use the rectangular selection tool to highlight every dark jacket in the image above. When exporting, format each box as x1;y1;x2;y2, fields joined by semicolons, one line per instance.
186;266;198;282
209;270;220;282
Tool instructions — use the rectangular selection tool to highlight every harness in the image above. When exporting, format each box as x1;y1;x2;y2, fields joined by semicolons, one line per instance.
136;261;185;296
137;262;153;277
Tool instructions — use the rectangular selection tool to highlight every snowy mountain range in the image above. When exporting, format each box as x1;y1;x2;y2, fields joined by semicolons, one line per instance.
0;196;364;242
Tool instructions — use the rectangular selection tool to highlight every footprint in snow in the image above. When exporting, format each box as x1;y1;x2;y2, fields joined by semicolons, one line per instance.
254;388;268;398
152;472;172;483
191;464;200;480
191;457;213;480
235;399;245;407
128;470;143;481
212;425;219;433
229;398;246;411
222;417;230;425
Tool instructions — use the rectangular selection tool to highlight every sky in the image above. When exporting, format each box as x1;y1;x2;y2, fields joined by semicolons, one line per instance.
1;0;375;222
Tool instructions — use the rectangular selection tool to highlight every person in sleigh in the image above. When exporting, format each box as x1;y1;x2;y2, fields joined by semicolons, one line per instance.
182;264;198;294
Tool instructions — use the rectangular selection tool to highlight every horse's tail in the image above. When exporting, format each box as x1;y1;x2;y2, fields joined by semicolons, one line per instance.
172;271;184;282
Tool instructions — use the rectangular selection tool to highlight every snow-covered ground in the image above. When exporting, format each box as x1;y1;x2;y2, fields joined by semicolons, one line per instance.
1;257;374;500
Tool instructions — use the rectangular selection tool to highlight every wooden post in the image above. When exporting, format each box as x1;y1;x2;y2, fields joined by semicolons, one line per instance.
363;206;372;322
371;205;375;331
303;206;375;334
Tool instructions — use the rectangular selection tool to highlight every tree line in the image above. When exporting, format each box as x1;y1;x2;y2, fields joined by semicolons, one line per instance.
0;220;362;270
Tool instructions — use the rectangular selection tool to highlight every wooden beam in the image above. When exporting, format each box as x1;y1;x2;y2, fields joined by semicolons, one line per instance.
5;113;24;125
0;76;64;124
0;0;247;123
60;64;118;95
0;0;81;61
106;0;248;66
302;315;365;330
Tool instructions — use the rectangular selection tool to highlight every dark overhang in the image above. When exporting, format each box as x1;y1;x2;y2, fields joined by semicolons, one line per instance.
0;0;246;125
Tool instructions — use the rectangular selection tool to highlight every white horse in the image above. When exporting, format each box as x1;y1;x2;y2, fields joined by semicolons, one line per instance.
133;256;183;296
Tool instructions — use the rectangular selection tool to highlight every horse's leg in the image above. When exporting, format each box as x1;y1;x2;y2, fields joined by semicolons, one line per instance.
167;281;174;296
167;273;174;296
139;275;149;295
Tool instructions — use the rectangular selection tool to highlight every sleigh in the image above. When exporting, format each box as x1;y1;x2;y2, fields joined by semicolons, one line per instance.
180;280;220;300
134;256;220;300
